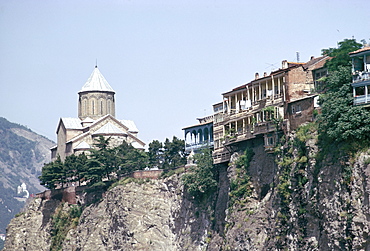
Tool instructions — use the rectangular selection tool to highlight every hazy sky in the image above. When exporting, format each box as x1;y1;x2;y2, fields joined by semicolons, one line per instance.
0;0;369;145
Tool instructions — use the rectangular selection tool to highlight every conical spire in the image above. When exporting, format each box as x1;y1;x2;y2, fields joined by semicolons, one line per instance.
79;67;115;93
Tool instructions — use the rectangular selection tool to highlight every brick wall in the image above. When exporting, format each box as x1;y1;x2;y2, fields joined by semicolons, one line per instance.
287;96;315;130
36;186;79;204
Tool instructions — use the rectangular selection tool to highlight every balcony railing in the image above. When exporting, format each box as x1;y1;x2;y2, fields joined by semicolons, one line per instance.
223;121;277;146
353;71;370;83
185;141;214;152
213;151;231;164
253;121;277;135
354;95;370;105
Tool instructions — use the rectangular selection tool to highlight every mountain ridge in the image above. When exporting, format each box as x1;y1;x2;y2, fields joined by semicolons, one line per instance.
0;117;54;247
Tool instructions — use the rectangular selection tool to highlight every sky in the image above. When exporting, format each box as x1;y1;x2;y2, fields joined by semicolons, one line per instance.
0;0;369;145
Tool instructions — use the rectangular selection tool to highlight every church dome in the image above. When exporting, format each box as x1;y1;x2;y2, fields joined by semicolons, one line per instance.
79;66;115;93
78;66;116;120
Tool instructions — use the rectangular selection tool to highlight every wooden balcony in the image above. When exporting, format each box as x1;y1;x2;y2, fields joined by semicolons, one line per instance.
223;121;277;146
213;150;231;164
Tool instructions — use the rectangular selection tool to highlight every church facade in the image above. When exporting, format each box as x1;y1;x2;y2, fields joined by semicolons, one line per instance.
51;66;145;161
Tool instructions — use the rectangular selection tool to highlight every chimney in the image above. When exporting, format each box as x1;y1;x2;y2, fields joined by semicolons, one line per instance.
310;56;315;60
282;60;288;69
264;72;267;77
255;72;259;80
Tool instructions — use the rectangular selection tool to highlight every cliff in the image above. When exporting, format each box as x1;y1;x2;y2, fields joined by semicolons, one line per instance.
4;124;370;250
4;175;213;251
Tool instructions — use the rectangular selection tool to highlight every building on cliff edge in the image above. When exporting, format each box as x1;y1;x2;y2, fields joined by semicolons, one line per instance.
350;46;370;106
211;56;329;164
182;115;214;153
51;66;145;161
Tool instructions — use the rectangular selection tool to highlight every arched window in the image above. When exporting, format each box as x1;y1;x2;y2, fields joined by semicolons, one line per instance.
204;128;209;142
92;100;95;115
198;129;203;143
84;100;87;115
100;100;103;115
210;126;214;141
108;100;111;114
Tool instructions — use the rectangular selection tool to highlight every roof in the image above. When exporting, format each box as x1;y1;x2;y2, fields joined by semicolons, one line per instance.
288;94;318;104
60;118;83;130
82;117;94;123
183;116;213;130
59;114;145;147
182;120;213;130
131;141;145;149
349;46;370;56
93;122;127;135
74;141;91;150
120;119;139;133
79;66;115;93
303;56;330;70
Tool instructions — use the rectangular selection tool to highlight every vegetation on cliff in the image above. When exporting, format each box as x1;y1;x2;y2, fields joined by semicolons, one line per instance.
182;148;218;202
39;136;187;189
50;204;82;251
318;39;366;147
228;148;254;209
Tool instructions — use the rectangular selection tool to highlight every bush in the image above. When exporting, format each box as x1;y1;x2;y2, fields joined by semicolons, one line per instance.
50;204;82;251
228;148;254;208
182;149;217;202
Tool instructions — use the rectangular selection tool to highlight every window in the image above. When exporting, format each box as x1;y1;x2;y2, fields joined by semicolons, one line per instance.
292;104;301;114
265;134;275;147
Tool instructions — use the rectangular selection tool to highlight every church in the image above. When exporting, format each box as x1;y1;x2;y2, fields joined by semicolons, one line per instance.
51;66;145;161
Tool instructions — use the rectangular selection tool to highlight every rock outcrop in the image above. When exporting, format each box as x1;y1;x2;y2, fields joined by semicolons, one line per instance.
4;175;213;251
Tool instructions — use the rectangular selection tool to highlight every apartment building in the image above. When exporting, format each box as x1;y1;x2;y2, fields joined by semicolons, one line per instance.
212;56;328;165
351;46;370;105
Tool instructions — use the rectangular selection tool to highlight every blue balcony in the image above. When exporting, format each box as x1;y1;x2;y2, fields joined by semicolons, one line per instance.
185;141;214;152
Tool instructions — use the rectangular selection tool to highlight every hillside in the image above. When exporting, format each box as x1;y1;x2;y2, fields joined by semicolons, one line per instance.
0;117;55;244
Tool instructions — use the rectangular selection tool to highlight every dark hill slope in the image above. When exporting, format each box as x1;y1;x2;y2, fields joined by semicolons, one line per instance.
0;117;54;237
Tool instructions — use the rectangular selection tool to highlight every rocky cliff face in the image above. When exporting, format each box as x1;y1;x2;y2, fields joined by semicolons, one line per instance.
4;124;370;250
4;175;214;251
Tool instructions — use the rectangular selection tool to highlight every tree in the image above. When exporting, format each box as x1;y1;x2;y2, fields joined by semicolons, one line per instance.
64;153;88;186
90;136;118;180
84;159;104;185
148;140;163;169
121;148;148;174
39;156;64;189
182;148;217;201
163;136;187;169
318;39;370;147
322;38;362;72
39;137;151;188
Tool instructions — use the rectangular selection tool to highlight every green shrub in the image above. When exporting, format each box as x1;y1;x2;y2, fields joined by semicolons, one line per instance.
182;149;217;202
50;204;83;251
229;148;254;208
